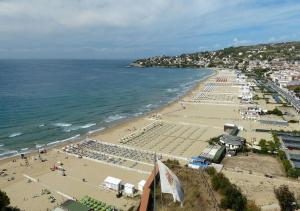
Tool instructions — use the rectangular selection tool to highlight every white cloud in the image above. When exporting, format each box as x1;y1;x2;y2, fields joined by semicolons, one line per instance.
0;0;300;58
0;0;241;32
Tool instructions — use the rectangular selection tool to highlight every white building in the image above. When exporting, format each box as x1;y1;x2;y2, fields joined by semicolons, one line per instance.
103;176;122;191
124;183;135;196
219;135;245;150
138;180;146;192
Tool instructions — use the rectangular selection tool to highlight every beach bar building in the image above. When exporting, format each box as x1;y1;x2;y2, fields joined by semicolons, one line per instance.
219;134;245;151
103;176;122;191
200;145;226;163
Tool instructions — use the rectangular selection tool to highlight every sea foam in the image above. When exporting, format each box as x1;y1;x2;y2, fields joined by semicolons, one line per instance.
166;88;179;93
0;150;18;158
87;127;105;134
53;123;72;127
104;114;125;123
8;132;23;138
46;134;80;146
63;123;96;132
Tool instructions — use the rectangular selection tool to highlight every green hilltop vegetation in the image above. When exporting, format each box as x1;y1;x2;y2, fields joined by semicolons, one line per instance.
133;41;300;72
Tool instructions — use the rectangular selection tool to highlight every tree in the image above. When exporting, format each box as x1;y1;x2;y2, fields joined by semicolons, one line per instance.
274;185;297;211
272;133;281;148
278;150;286;160
287;168;300;178
267;108;283;116
293;86;300;93
220;185;247;211
211;173;230;192
0;190;10;209
268;141;276;153
0;190;20;211
259;139;268;154
2;207;21;211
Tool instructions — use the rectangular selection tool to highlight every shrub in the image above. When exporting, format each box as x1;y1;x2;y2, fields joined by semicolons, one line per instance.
277;150;300;178
211;173;230;192
274;185;297;211
278;150;286;160
247;200;261;211
220;185;247;211
272;133;281;148
0;190;10;209
208;136;221;145
205;167;216;176
288;120;299;123
253;95;260;100
267;107;283;116
257;139;277;154
258;139;268;154
0;190;20;211
287;168;300;178
211;173;248;211
294;87;300;92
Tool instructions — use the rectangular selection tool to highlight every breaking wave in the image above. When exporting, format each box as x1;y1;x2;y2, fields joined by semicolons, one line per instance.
63;123;96;132
53;123;72;127
8;132;23;138
104;114;126;123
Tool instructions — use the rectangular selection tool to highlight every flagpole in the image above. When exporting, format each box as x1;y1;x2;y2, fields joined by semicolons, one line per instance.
153;152;157;211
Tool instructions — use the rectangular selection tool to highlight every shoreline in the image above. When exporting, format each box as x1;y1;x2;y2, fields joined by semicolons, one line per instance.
3;66;300;210
0;68;216;164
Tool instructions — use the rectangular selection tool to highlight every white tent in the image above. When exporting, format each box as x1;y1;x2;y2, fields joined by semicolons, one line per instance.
124;183;135;196
104;176;122;191
138;180;146;192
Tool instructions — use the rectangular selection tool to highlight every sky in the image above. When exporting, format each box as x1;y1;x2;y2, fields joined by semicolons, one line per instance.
0;0;300;59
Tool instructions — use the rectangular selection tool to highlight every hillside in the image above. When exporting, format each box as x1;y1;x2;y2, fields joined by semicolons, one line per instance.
133;41;300;72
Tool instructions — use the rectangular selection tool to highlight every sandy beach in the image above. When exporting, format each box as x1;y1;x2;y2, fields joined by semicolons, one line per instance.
1;68;299;210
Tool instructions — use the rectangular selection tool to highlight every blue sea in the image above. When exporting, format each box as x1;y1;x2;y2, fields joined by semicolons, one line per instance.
0;59;212;158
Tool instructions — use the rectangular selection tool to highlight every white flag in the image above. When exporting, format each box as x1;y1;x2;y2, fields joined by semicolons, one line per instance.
157;159;184;204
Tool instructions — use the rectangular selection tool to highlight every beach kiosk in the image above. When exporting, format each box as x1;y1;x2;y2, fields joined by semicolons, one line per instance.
124;183;135;197
104;176;122;191
138;180;146;192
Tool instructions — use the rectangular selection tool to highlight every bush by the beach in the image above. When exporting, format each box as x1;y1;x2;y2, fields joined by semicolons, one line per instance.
220;185;247;211
211;173;231;193
0;190;20;211
0;190;9;208
267;107;283;116
208;135;221;145
274;185;298;211
256;139;277;154
211;173;248;211
210;173;263;210
205;167;216;176
253;94;260;100
293;87;300;93
277;150;300;178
